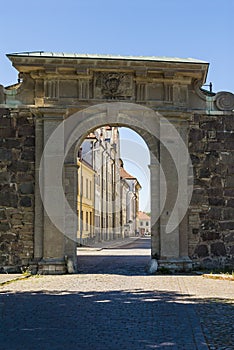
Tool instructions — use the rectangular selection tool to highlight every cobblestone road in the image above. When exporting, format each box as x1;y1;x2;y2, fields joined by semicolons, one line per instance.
0;238;233;350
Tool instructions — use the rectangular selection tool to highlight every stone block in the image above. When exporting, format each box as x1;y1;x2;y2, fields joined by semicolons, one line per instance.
0;118;12;127
0;192;18;208
229;245;234;255
217;131;234;141
0;232;16;242
0;172;11;184
19;196;32;207
189;128;204;142
210;242;226;256
201;231;220;241
21;149;35;161
221;222;234;231
201;219;217;231
18;125;35;137
207;187;223;197
189;141;207;152
0;209;7;220
8;161;30;172
190;154;200;165
16;173;34;182
195;244;208;257
191;192;208;206
227;199;234;207
16;116;30;126
224;176;234;188
200;120;223;131
223;208;234;220
23;137;35;147
206;142;224;151
4;139;21;149
207;207;222;220
23;213;34;223
208;197;225;206
0;108;10;118
0;148;12;161
224;116;234;131
224;141;234;150
220;151;234;164
19;183;34;194
224;189;234;197
0;128;15;138
223;232;234;243
0;222;11;232
199;168;211;178
210;176;223;187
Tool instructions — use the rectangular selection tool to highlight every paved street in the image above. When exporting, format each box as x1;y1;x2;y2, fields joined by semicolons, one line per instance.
0;238;233;350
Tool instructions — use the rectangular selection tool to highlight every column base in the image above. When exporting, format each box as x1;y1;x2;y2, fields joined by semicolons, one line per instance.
38;258;67;275
158;257;193;272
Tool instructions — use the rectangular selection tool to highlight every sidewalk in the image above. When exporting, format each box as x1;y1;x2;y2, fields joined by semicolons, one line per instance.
0;237;140;284
77;236;140;250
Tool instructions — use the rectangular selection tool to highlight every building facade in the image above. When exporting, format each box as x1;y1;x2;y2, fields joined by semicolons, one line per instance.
77;158;95;245
77;126;139;245
137;211;151;236
120;162;141;237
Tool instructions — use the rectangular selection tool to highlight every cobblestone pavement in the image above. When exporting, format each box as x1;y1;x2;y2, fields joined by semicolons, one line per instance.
0;238;233;350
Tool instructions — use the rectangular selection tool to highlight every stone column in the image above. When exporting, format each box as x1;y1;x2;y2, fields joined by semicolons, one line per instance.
38;113;67;274
158;116;181;267
64;162;78;272
158;118;192;271
149;157;160;258
159;139;180;260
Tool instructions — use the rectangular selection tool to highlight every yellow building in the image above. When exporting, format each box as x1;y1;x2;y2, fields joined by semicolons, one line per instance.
77;159;95;245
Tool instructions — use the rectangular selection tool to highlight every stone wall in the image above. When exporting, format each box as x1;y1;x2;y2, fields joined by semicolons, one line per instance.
0;108;35;272
188;113;234;270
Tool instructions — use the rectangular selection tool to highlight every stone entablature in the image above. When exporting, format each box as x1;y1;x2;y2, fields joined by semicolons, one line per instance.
5;52;210;110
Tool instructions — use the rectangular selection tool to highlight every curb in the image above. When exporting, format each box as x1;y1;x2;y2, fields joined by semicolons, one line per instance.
0;274;31;286
202;274;234;281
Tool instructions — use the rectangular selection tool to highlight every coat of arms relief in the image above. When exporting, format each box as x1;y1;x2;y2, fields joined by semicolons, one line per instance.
94;72;134;100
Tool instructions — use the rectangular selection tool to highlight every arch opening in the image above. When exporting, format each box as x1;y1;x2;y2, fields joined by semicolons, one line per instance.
38;102;192;274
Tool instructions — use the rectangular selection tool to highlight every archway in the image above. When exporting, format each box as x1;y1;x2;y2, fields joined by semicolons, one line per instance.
37;102;192;274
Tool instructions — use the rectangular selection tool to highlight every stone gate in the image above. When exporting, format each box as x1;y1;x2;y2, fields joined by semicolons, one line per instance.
0;52;234;273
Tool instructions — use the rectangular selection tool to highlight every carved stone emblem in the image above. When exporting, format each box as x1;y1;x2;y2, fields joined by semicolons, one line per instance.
215;91;234;111
94;72;133;99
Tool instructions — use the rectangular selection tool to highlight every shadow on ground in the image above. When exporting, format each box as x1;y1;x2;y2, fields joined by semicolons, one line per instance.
77;254;152;275
0;288;233;349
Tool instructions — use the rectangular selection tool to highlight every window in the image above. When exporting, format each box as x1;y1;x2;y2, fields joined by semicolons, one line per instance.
140;221;143;226
81;211;83;231
86;212;89;231
81;176;84;195
146;221;149;226
90;212;92;230
86;179;89;198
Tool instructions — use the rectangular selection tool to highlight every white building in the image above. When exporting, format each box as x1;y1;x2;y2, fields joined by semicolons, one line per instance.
137;211;151;236
120;161;141;237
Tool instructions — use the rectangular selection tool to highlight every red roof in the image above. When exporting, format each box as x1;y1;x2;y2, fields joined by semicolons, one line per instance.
138;211;150;220
86;133;97;139
120;167;136;180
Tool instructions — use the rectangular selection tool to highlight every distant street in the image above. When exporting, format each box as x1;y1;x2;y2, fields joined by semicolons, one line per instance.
77;237;151;275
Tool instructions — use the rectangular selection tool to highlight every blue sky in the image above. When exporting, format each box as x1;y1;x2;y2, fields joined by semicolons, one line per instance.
1;0;233;211
1;0;233;91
